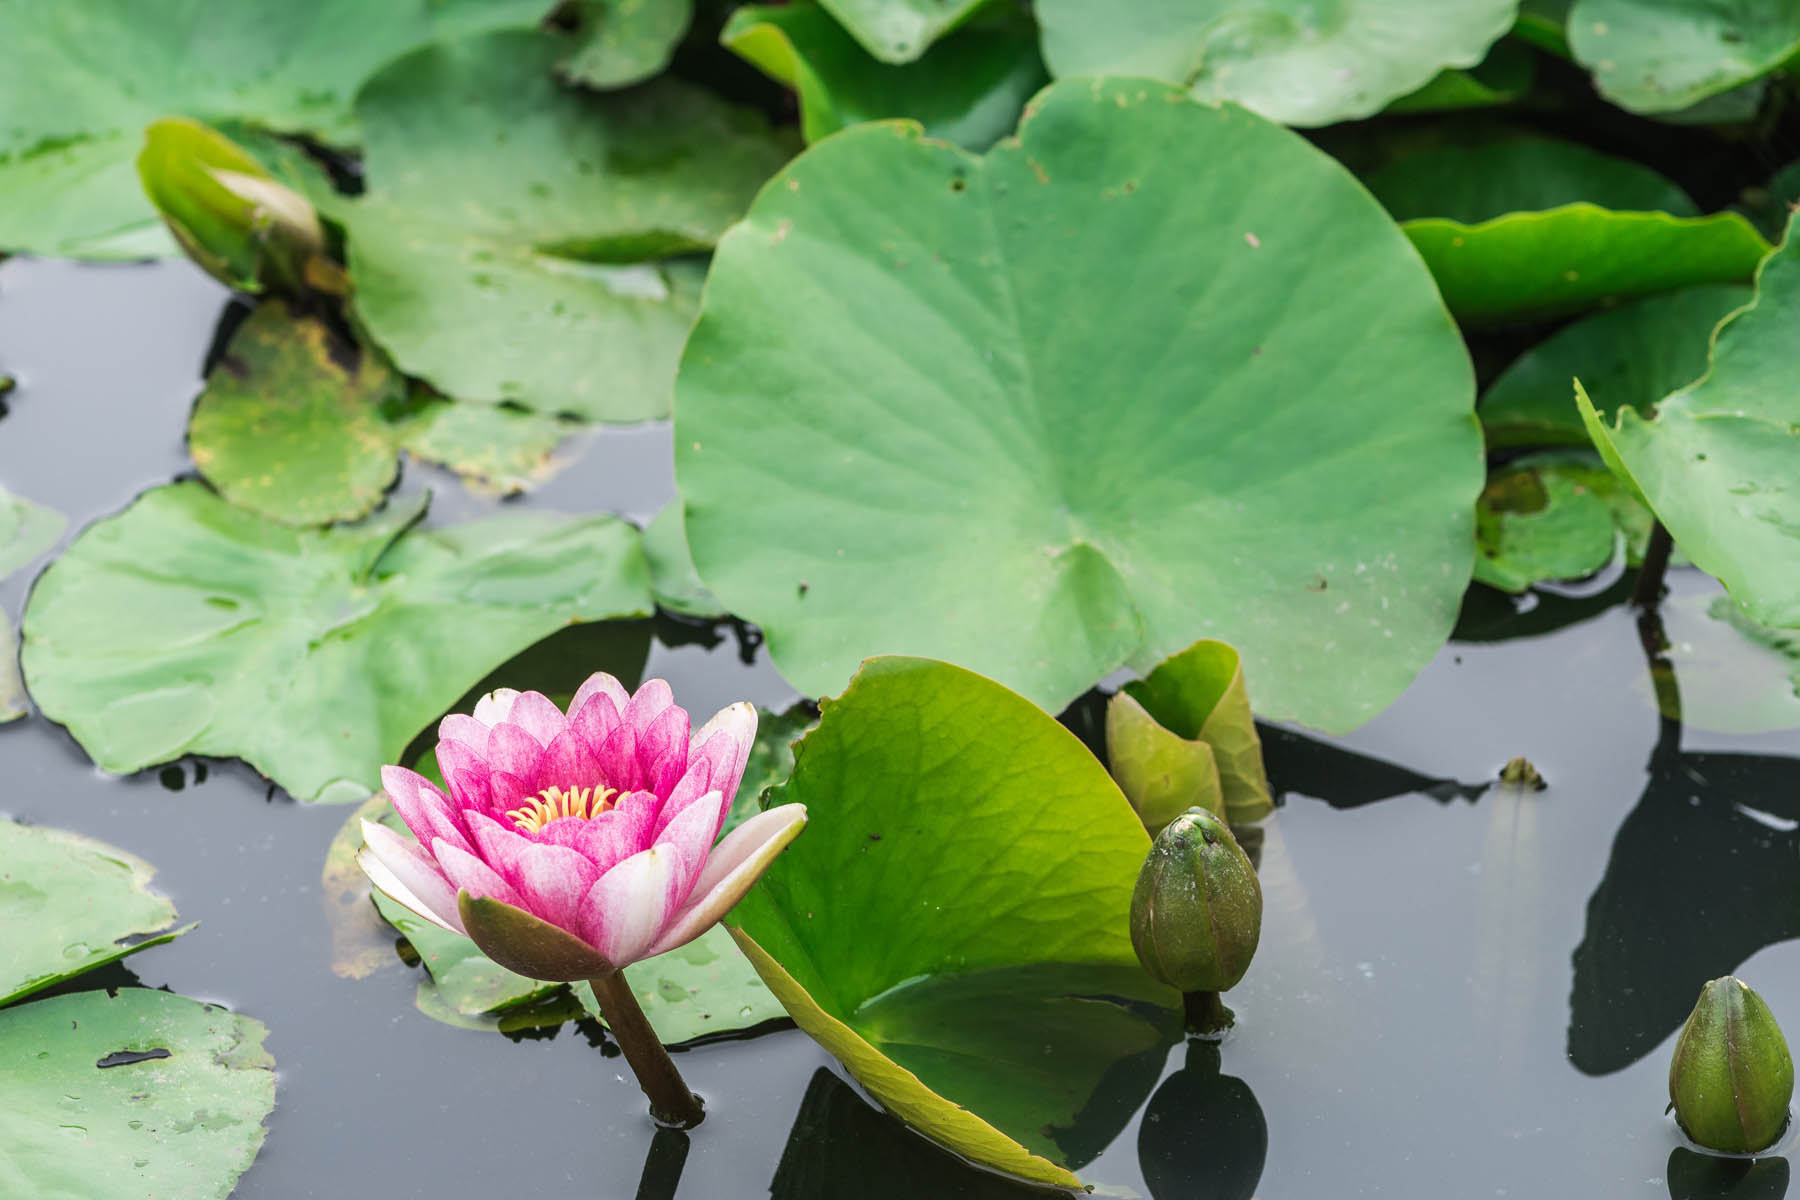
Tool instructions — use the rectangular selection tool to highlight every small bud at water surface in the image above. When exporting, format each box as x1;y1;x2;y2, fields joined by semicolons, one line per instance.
1669;977;1793;1154
1130;807;1262;993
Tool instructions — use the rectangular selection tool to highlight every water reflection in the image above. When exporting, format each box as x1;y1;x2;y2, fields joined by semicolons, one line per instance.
1667;1148;1790;1199
1138;1039;1267;1200
770;1069;1063;1199
635;1128;692;1200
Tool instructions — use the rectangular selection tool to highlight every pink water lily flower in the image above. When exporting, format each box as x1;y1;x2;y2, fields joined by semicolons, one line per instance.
358;673;807;982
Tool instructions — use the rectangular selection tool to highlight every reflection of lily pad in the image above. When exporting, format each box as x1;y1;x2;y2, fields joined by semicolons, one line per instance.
0;988;276;1198
1480;285;1748;448
677;77;1480;729
1578;223;1800;626
21;484;653;801
1568;0;1800;114
731;657;1179;1189
560;0;694;89
0;0;547;258
344;31;795;422
722;3;1045;149
0;820;189;1005
1036;0;1516;125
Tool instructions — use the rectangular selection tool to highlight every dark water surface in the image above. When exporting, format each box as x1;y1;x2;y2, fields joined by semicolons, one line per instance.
4;257;1797;1200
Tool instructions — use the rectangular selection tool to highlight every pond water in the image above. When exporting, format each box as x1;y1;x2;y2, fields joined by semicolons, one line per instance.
3;255;1795;1199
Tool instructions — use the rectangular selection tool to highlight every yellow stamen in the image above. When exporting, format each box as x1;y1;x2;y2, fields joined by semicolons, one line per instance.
507;785;619;834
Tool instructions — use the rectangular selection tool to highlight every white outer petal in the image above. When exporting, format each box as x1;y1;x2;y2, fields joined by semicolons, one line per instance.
472;687;521;727
644;803;806;959
583;846;680;967
358;820;465;935
690;700;756;760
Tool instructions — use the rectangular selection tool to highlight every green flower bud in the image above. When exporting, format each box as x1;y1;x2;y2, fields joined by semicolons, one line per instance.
1668;977;1793;1154
137;118;324;294
1130;807;1262;993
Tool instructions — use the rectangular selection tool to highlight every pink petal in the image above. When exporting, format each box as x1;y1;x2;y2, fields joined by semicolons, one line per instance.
536;789;657;874
569;690;624;763
512;843;601;934
381;765;471;854
594;718;642;793
690;702;757;820
651;767;714;842
433;837;524;908
466;811;534;887
506;690;568;747
655;789;726;884
472;688;521;726
447;767;493;815
623;678;675;736
485;721;545;783
645;804;807;959
435;738;489;793
637;703;690;799
437;714;489;749
359;819;464;934
568;672;632;722
539;729;604;793
577;846;682;968
488;771;536;819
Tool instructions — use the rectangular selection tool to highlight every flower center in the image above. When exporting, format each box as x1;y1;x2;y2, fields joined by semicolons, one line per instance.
507;785;619;834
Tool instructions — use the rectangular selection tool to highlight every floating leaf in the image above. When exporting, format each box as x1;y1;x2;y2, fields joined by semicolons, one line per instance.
1473;458;1619;593
0;0;547;258
21;483;653;801
1579;223;1800;626
1405;207;1768;326
0;486;64;722
0;989;275;1199
398;399;579;496
676;78;1481;730
1364;130;1697;223
572;925;788;1043
722;3;1046;150
323;795;404;980
1119;640;1273;827
1036;0;1517;126
643;502;725;619
0;821;189;1005
731;657;1180;1189
343;31;794;422
1568;0;1800;113
1481;285;1748;448
560;0;694;88
810;0;991;63
373;889;564;1017
1385;38;1537;114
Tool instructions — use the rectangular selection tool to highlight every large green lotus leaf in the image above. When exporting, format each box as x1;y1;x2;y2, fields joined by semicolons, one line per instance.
730;657;1180;1188
0;487;64;722
1364;131;1696;224
1580;227;1800;627
1473;457;1619;593
560;0;694;88
812;0;992;63
1405;206;1768;326
0;821;189;1005
676;79;1481;729
0;989;275;1198
343;31;794;422
1481;286;1749;448
1385;37;1537;114
20;483;653;801
0;0;547;258
1568;0;1800;113
1035;0;1517;126
722;3;1046;150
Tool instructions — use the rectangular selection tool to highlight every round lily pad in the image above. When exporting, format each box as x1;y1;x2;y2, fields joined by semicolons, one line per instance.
0;821;189;1005
21;484;653;801
344;30;795;422
1035;0;1517;126
1473;458;1620;593
559;0;693;88
1568;0;1800;113
676;78;1481;729
0;988;275;1199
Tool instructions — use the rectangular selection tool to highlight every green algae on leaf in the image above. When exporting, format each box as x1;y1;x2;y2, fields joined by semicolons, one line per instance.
0;821;190;1005
343;30;795;422
1036;0;1518;126
0;989;275;1199
20;484;653;801
723;2;1046;150
731;657;1180;1189
677;78;1481;730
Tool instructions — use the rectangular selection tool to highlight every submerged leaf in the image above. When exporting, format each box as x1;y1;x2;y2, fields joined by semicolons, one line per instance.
676;77;1480;729
0;820;188;1005
21;484;653;801
0;989;275;1199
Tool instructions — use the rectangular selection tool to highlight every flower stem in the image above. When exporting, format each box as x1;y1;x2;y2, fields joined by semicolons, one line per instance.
1632;521;1673;611
590;970;705;1128
1183;990;1234;1037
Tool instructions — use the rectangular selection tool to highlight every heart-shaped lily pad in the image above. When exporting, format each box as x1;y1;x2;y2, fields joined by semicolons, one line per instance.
722;2;1046;150
1579;220;1800;626
1035;0;1517;126
1568;0;1800;113
0;0;548;258
676;77;1481;729
0;820;190;1005
343;30;795;422
731;656;1180;1189
21;484;653;801
0;988;275;1198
